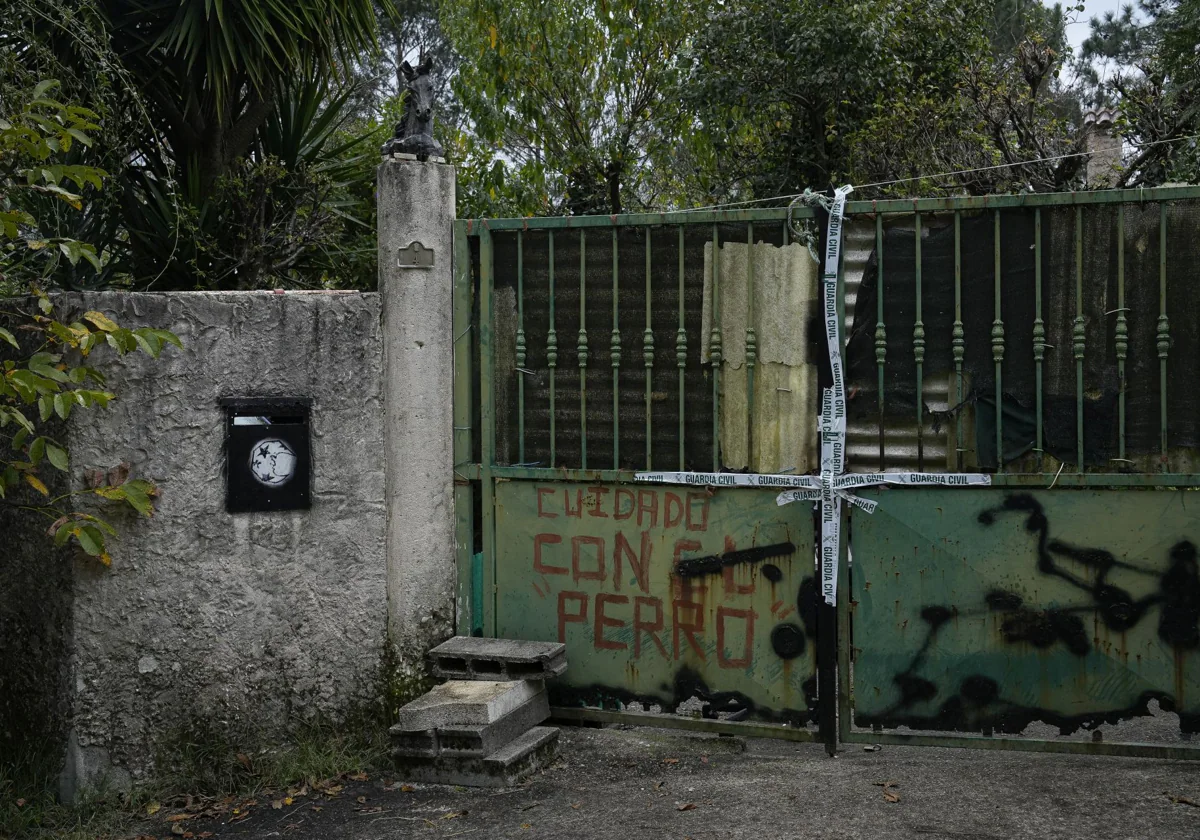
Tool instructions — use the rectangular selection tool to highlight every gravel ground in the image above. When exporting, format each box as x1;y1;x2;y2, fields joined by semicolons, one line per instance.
138;723;1200;840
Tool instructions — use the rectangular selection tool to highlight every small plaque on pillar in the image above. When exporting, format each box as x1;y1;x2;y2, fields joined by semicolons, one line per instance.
398;241;435;269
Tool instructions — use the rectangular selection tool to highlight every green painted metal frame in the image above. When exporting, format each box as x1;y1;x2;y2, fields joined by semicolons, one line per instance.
452;222;476;636
459;185;1200;752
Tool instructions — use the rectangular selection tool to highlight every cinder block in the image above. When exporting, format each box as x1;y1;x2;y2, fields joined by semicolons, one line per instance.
429;637;567;681
390;691;550;758
393;680;543;732
391;726;560;787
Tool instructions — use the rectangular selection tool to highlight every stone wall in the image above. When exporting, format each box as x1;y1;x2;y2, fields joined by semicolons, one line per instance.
0;290;389;798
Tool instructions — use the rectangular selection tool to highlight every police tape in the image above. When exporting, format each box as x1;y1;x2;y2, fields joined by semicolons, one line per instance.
634;184;992;607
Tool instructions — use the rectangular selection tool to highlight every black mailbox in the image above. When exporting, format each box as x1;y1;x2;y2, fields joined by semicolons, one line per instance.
221;397;312;513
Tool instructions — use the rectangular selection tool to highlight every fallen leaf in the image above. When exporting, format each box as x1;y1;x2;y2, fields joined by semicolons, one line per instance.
1165;792;1200;807
198;834;214;838
873;781;901;803
400;784;414;792
271;800;283;810
311;806;323;813
520;823;532;830
442;811;465;819
675;802;697;811
15;799;26;808
356;796;367;804
570;802;581;809
348;771;369;782
144;802;160;816
322;784;344;796
356;806;384;814
283;796;293;806
236;753;253;772
662;758;679;765
170;824;186;836
166;813;191;822
700;755;709;764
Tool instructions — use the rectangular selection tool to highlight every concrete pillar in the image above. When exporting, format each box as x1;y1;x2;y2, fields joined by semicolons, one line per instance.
377;159;457;685
1084;106;1122;188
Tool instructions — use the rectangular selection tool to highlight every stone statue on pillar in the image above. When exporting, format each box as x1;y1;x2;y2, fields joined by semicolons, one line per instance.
382;57;444;161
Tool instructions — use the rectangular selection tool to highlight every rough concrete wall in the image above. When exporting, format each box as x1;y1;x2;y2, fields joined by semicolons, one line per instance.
0;308;75;770
376;160;457;685
56;291;386;794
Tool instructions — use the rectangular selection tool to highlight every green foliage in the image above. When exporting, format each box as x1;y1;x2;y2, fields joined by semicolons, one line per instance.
687;0;1084;200
1079;0;1199;187
3;0;393;290
440;0;701;215
1;82;181;562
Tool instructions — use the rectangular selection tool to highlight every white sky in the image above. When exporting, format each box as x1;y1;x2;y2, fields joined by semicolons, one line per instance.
1058;0;1130;52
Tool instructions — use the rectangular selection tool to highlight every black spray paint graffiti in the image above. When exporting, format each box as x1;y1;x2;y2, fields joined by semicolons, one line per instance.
673;542;795;578
859;493;1200;735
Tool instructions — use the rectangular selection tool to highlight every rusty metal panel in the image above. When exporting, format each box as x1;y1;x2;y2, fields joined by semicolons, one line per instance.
850;488;1200;736
494;480;817;725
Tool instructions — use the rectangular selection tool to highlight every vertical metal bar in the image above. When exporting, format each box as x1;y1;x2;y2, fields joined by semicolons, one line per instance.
1074;206;1086;472
547;231;557;467
1033;209;1045;472
876;213;887;470
579;229;589;469
1158;203;1170;471
516;231;526;465
746;222;757;467
993;210;1005;472
710;223;722;472
677;226;687;470
1116;204;1128;463
611;228;621;470
953;212;964;472
914;212;924;471
836;500;854;748
644;229;654;471
452;222;476;636
478;225;497;636
822;257;849;757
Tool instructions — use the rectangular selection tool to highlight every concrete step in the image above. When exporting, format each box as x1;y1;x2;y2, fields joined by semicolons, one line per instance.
390;691;550;758
393;679;544;732
391;726;560;788
429;636;567;680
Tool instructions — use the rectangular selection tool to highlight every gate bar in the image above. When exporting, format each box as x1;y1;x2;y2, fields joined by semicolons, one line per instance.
516;231;526;464
643;228;653;470
993;210;1005;472
612;228;621;469
579;230;589;469
479;225;498;635
676;226;686;469
548;231;558;466
1116;205;1128;462
876;212;887;469
952;211;964;472
1074;206;1086;471
1158;203;1170;470
1034;209;1045;471
914;212;925;471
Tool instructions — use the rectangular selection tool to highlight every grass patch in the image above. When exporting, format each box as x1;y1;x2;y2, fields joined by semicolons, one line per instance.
1;721;391;840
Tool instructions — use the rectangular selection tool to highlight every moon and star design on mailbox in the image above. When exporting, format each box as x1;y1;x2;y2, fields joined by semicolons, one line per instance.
222;397;312;513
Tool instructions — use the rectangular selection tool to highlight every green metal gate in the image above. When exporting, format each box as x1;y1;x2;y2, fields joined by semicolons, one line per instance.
454;185;1200;756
